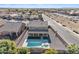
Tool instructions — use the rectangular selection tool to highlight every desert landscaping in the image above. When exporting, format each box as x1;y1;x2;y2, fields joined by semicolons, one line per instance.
46;13;79;34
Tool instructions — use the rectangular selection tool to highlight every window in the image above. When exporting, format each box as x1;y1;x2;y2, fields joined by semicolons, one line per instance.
39;34;43;36
29;33;33;36
34;33;38;37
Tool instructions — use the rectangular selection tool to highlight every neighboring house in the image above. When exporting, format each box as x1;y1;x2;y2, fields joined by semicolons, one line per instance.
13;15;24;20
0;22;26;40
30;15;39;21
27;20;48;37
0;19;5;27
29;14;43;21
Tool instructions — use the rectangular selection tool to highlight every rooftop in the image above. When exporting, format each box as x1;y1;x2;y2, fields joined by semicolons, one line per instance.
0;19;5;27
0;22;24;33
27;20;48;28
30;15;38;18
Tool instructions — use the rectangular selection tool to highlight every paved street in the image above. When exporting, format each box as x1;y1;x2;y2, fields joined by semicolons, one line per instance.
42;14;79;46
53;13;79;20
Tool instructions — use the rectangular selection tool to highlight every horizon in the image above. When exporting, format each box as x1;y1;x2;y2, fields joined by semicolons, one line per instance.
0;4;79;8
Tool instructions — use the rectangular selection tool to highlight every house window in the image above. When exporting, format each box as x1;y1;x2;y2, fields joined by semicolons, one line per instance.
43;34;48;37
29;33;33;36
34;33;38;37
39;34;43;36
44;34;47;35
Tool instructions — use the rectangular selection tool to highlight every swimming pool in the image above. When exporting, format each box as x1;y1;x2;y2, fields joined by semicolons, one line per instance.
26;37;50;48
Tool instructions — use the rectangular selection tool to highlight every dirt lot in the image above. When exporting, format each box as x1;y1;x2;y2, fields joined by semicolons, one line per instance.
46;13;79;34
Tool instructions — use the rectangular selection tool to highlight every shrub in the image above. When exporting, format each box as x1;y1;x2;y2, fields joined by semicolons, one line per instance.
0;40;16;54
17;47;30;54
67;44;79;54
43;49;58;54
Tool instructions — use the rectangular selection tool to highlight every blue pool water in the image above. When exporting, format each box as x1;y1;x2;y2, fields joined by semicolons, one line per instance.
27;37;49;48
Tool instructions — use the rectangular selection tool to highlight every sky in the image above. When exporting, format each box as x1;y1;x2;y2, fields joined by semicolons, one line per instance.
0;4;79;8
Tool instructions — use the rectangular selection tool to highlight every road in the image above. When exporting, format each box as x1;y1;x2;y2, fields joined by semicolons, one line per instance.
42;14;79;46
52;13;79;20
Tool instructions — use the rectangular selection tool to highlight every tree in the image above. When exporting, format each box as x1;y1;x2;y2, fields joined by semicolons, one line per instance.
67;44;79;54
17;47;30;54
29;11;32;15
43;49;58;54
0;40;17;54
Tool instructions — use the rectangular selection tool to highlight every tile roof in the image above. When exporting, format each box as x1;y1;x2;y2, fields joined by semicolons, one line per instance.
0;22;23;33
27;20;48;28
